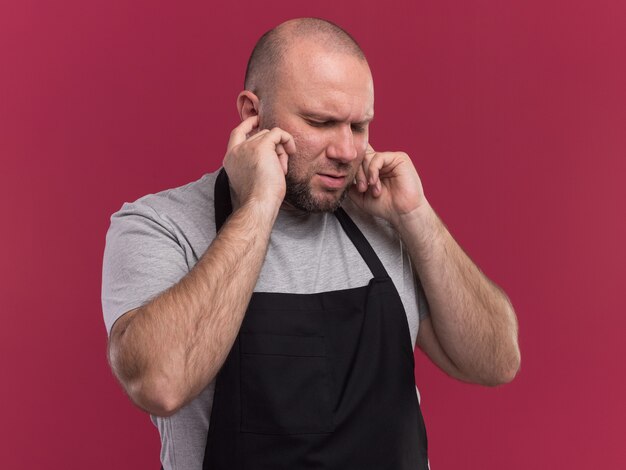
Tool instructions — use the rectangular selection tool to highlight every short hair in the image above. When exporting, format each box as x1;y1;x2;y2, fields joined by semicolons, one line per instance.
244;18;367;99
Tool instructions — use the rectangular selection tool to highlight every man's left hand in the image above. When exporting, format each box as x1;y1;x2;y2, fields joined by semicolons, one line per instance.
350;144;427;227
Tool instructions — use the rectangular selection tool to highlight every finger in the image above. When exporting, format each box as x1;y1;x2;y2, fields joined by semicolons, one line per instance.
246;128;270;142
366;142;376;156
276;142;288;173
348;181;365;204
276;145;289;174
367;153;392;196
357;149;374;192
355;164;367;192
266;127;297;156
361;148;375;187
227;115;260;150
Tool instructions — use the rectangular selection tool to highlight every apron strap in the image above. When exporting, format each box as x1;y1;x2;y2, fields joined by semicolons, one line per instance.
333;207;389;279
214;167;389;279
214;168;232;233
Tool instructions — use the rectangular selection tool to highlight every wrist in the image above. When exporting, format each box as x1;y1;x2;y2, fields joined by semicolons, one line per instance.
230;184;283;217
240;195;282;224
392;198;434;231
392;199;444;253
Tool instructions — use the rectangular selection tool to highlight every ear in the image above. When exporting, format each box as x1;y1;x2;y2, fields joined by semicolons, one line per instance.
237;91;260;121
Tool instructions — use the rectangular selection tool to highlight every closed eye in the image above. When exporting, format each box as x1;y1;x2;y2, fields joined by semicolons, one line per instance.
307;119;334;128
307;119;367;133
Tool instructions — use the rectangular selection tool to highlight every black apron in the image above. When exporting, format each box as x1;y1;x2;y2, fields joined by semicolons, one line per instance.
202;169;428;469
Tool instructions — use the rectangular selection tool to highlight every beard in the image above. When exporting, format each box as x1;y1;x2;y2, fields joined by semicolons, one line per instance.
284;161;354;213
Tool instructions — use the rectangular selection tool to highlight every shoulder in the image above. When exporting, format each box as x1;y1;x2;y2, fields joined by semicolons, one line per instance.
102;171;221;335
111;171;217;222
107;170;221;248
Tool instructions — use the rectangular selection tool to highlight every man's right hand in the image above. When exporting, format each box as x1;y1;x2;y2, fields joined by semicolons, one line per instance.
223;115;296;210
108;117;295;417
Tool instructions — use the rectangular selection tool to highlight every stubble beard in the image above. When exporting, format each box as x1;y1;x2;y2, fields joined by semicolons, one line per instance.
284;167;352;213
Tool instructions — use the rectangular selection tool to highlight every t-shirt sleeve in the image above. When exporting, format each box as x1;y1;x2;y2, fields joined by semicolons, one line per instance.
101;201;190;336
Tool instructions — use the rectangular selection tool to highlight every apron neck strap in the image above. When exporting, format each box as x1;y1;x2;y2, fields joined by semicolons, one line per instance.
214;168;232;233
214;167;389;279
333;207;389;279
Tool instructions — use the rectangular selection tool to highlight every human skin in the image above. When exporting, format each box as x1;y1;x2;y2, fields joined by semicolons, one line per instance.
107;116;294;416
108;33;520;418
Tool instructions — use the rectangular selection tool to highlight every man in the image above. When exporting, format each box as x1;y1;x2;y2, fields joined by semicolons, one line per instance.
102;18;520;470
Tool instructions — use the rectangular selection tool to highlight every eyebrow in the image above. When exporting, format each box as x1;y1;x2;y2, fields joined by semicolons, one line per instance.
301;112;374;125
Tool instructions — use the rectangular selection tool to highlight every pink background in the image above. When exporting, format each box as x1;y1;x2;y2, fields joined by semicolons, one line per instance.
2;1;624;468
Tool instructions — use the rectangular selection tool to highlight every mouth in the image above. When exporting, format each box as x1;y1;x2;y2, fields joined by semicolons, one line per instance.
317;173;348;189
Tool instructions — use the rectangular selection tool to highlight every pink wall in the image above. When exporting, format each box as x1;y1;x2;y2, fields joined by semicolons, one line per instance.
2;1;624;468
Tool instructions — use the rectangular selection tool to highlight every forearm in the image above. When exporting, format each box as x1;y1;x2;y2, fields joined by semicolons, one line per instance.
110;199;279;415
397;199;520;385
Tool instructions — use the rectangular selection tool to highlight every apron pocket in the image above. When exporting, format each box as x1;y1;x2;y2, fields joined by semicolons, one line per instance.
240;332;335;435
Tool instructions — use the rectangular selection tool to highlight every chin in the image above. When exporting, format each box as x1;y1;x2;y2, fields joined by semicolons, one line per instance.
285;183;349;213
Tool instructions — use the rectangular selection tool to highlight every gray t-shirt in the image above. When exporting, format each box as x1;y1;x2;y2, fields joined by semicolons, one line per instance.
101;169;430;470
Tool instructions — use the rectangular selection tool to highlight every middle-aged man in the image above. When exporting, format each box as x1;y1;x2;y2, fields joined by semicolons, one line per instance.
102;17;520;470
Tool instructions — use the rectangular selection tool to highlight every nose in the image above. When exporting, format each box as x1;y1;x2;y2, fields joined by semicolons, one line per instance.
326;125;358;163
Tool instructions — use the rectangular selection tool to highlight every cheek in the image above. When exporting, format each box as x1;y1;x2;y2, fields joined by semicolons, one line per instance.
291;132;324;161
